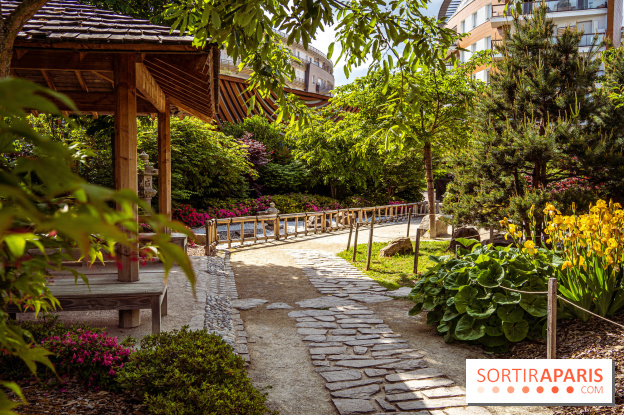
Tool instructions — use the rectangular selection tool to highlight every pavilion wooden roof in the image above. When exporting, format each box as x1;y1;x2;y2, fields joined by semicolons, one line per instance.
4;0;219;121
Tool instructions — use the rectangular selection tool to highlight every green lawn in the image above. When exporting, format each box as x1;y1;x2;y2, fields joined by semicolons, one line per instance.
337;240;449;291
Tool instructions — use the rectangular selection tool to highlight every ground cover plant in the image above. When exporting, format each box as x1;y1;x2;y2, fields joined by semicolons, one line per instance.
337;241;447;290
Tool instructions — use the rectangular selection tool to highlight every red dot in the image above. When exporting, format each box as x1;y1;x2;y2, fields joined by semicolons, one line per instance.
537;386;544;393
522;386;530;393
507;386;515;393
493;386;500;393
567;386;574;393
552;386;559;393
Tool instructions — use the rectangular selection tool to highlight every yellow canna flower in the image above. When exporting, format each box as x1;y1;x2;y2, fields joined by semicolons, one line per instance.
524;240;536;255
561;261;573;271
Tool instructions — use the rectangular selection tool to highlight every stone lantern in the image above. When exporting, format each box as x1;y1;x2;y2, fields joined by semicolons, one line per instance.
138;151;158;207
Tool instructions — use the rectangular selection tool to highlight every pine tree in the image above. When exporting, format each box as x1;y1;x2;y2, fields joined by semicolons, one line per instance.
443;6;614;231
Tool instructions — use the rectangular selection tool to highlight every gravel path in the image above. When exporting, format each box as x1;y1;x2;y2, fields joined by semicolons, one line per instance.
225;222;551;415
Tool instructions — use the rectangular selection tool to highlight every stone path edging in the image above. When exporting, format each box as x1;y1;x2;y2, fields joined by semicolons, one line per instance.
189;251;250;363
287;250;489;415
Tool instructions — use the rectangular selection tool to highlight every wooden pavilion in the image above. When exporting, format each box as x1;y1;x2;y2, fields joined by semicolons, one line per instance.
4;0;219;329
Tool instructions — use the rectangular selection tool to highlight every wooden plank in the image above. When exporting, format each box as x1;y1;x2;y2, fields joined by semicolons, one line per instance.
152;294;162;334
547;277;557;359
114;53;140;286
158;99;172;224
136;62;166;113
75;70;89;92
41;70;57;91
169;97;212;123
12;50;115;71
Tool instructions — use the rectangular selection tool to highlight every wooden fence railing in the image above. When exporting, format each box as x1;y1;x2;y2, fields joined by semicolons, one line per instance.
204;201;441;254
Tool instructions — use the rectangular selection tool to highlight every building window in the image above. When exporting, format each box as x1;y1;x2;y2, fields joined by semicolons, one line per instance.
460;50;466;63
486;36;492;49
471;43;477;53
312;75;315;84
460;20;465;33
472;12;478;28
486;4;492;19
486;69;491;84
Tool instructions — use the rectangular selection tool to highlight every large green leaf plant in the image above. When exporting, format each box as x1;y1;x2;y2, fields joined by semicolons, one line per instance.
0;78;194;413
409;238;560;352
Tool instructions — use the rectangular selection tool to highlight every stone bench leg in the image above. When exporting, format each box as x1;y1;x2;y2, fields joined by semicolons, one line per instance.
151;295;161;334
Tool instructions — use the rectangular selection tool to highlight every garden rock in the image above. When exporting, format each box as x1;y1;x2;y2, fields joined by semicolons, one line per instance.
447;227;480;252
337;211;355;226
481;234;513;247
306;216;331;229
379;237;414;257
419;214;449;237
231;298;268;310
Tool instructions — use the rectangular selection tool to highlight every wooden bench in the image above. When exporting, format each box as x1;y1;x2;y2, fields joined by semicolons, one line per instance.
9;272;168;334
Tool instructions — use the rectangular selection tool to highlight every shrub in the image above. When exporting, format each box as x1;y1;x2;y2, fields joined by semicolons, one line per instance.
220;115;289;164
260;161;313;194
119;327;276;415
40;329;133;391
409;239;555;352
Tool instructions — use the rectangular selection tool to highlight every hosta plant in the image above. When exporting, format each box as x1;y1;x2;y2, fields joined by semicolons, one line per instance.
409;239;558;352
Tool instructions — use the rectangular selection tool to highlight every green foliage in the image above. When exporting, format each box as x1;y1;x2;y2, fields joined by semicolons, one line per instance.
268;193;342;213
260;161;313;194
443;6;620;228
409;241;557;352
119;327;276;415
0;78;194;414
139;118;254;206
164;0;459;129
220;116;289;164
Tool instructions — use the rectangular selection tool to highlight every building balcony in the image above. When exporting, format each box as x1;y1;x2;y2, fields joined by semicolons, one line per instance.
316;84;334;95
491;0;608;27
490;32;605;57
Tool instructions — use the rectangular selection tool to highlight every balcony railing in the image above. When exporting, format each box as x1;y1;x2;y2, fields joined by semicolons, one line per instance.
274;29;334;67
316;84;334;94
492;0;608;17
491;32;604;49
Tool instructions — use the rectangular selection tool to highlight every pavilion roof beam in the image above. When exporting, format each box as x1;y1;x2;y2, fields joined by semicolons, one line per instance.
41;70;57;91
11;50;115;71
136;62;166;114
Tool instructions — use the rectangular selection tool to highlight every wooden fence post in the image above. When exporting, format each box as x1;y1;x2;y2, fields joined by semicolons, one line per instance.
413;230;421;274
406;207;412;237
347;222;354;251
204;220;211;256
227;219;232;249
547;277;557;359
489;225;494;243
352;223;359;262
275;215;280;240
365;217;375;271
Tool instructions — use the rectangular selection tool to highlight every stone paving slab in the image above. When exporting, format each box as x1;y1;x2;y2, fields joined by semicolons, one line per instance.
287;250;489;415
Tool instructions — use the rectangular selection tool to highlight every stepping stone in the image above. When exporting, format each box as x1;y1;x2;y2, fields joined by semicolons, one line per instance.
373;344;411;351
326;336;359;342
297;328;327;335
332;329;357;335
331;384;380;399
315;316;336;322
341;324;374;328
310;346;347;355
296;322;338;329
359;328;394;334
385;377;455;394
329;355;372;360
372;349;418;357
386;368;446;382
421;386;465;399
297;296;356;309
319;370;362;383
344;310;375;315
378;360;428;370
353;346;367;355
346;339;407;346
325;378;383;391
385;391;424;402
289;310;336;318
266;302;293;309
332;398;375;415
396;396;466;411
386;287;413;298
444;407;490;415
334;359;399;368
303;335;326;342
375;397;397;412
349;294;393;303
339;318;385;324
231;298;268;310
364;368;388;377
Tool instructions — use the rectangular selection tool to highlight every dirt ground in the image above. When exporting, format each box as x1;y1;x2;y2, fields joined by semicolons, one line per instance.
229;223;552;415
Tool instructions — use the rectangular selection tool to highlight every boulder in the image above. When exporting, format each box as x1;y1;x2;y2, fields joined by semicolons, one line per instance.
447;227;480;252
379;237;414;257
481;234;514;247
419;214;449;237
337;211;355;226
307;216;331;229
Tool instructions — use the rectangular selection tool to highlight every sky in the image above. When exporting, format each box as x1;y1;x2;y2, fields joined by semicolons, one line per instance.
309;0;446;87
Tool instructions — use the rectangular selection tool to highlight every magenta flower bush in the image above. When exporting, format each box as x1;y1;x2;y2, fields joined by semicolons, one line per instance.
41;329;133;391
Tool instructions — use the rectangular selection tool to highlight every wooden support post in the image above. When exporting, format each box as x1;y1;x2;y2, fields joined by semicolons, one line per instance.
413;230;421;274
115;53;140;328
295;217;299;236
489;225;494;244
547;277;557;359
322;211;327;233
240;221;245;245
365;217;375;271
254;217;258;243
407;207;412;237
205;220;211;256
275;215;280;240
284;218;288;239
304;214;309;236
262;219;267;242
352;224;359;262
151;295;161;334
158;99;171;226
161;290;168;316
227;220;231;249
347;222;353;251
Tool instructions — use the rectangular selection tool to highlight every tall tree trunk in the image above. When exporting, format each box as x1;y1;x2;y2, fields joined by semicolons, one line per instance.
424;141;436;238
0;0;50;78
